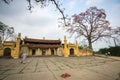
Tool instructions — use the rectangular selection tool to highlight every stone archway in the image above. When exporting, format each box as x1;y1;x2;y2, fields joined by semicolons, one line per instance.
4;48;11;57
70;48;74;56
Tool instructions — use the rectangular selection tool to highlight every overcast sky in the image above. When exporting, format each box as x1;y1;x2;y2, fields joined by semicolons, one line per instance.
0;0;120;51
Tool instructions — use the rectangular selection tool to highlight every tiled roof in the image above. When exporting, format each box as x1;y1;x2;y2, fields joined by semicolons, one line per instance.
24;44;61;48
4;41;16;43
24;38;61;44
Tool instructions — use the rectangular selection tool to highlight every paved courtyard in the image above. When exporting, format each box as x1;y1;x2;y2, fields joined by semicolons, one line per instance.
0;56;120;80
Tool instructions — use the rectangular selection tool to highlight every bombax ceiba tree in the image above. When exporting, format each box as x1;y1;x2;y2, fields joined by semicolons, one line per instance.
65;6;120;50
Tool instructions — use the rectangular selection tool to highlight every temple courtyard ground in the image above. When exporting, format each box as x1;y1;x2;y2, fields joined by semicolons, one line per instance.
0;55;120;80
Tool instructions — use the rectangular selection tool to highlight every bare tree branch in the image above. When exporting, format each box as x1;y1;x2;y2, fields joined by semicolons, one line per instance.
65;6;113;50
2;0;68;26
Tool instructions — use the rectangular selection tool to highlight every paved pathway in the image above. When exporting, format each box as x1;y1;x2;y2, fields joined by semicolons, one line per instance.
0;56;120;80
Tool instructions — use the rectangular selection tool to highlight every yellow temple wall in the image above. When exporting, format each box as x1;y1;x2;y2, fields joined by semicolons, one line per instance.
0;49;3;56
0;33;92;58
25;48;60;57
36;48;41;56
11;48;16;58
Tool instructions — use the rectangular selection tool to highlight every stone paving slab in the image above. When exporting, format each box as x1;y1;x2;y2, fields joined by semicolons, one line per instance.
0;56;120;80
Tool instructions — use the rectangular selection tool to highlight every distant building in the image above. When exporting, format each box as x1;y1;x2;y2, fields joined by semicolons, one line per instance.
0;33;92;58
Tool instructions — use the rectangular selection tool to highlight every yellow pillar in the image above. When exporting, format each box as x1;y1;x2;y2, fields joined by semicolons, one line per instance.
11;48;15;58
56;48;59;56
39;48;42;56
38;48;41;56
48;48;51;56
54;48;56;55
36;48;40;56
14;33;21;59
26;47;29;56
0;49;3;56
63;36;69;57
0;36;2;48
75;40;79;56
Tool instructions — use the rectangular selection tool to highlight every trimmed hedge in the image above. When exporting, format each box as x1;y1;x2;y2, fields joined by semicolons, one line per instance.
97;46;120;56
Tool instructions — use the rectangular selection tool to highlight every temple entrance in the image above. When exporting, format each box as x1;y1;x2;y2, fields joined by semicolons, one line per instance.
70;48;74;56
42;49;46;55
51;49;54;55
4;48;11;58
32;49;36;55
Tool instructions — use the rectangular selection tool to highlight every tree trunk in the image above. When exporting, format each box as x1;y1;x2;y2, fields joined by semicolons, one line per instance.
113;38;117;46
88;39;93;51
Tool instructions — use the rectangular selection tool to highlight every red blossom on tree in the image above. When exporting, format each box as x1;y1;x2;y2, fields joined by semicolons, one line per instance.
65;6;115;50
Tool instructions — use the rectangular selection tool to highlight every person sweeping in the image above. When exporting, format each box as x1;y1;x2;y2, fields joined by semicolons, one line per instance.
21;52;26;64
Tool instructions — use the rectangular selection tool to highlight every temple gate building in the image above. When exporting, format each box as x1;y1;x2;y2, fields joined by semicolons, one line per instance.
0;33;92;58
21;37;62;57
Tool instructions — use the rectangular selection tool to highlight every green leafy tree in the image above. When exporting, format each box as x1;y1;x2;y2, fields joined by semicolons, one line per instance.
0;21;16;41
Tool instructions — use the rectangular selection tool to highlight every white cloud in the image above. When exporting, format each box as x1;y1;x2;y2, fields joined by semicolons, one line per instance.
67;0;77;9
86;0;104;5
111;3;120;14
0;1;68;41
107;3;120;27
